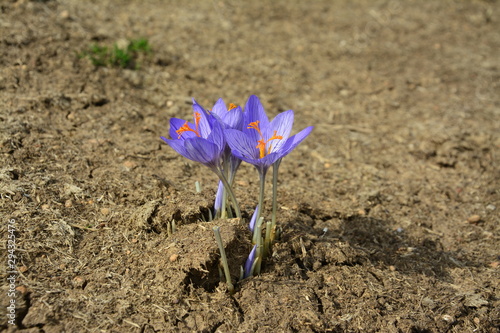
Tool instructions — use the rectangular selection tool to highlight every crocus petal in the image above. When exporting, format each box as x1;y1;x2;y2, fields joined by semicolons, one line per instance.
183;137;220;167
207;118;225;151
280;126;314;156
221;106;243;130
213;181;224;216
192;98;212;138
211;98;227;117
225;129;260;160
260;151;284;167
243;95;269;142
244;95;269;125
161;137;189;157
244;244;258;278
248;205;259;233
269;110;294;141
169;118;196;140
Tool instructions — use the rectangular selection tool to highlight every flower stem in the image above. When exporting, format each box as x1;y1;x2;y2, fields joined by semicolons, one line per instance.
270;159;281;241
254;221;263;275
215;169;241;219
253;170;266;242
212;226;234;293
263;220;272;258
220;182;227;219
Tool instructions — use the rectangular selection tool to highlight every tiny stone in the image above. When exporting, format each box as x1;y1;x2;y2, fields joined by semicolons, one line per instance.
474;317;480;325
65;199;73;207
41;204;50;210
358;209;366;216
166;100;174;107
59;10;70;19
442;314;454;322
131;238;138;243
73;276;86;288
122;160;137;171
100;208;110;215
421;297;435;308
340;89;350;97
169;254;179;262
19;265;28;273
389;265;396;271
486;204;496;211
16;285;28;294
467;215;481;223
490;261;499;268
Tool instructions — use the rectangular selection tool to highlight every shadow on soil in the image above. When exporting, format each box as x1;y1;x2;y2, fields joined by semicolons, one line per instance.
280;209;469;283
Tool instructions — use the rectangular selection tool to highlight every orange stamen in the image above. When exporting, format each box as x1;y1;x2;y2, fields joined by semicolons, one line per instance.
247;121;263;137
247;122;283;159
176;112;201;138
228;103;237;110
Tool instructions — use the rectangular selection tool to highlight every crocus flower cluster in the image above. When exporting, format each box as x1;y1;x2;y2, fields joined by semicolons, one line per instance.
161;95;313;287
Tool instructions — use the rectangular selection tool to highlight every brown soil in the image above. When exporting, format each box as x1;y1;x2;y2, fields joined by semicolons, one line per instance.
1;0;499;332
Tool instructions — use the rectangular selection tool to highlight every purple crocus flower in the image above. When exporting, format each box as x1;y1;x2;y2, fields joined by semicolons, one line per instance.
244;244;258;278
161;98;225;171
210;98;244;131
161;98;242;219
248;205;259;233
209;99;245;218
225;95;313;175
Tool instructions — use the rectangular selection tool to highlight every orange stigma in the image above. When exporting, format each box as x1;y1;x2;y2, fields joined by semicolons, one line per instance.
176;112;201;138
247;122;283;158
228;103;237;110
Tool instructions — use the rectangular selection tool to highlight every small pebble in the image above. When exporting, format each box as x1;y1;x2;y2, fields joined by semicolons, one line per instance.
16;285;28;294
442;314;455;322
59;10;70;19
122;160;137;171
467;215;481;224
486;204;496;211
490;261;499;268
72;276;86;288
389;265;396;271
65;199;73;208
169;254;179;262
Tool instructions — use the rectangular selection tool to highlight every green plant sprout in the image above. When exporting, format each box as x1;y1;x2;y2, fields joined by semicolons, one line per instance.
79;38;151;69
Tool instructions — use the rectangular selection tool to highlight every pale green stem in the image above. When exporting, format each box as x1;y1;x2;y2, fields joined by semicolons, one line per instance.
254;222;263;275
263;221;272;258
220;184;228;219
271;159;281;237
253;171;266;242
212;226;234;293
214;169;241;219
